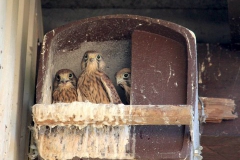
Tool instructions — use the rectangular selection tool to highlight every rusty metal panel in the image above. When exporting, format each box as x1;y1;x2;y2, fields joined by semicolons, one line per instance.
131;30;187;105
198;44;240;160
130;29;194;159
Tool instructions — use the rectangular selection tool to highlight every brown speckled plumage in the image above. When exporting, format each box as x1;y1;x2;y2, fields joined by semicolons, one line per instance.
77;51;122;104
52;69;77;103
115;68;131;104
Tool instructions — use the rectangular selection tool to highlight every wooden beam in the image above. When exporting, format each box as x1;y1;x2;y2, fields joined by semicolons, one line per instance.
32;102;193;126
21;1;44;159
198;97;238;123
17;0;31;159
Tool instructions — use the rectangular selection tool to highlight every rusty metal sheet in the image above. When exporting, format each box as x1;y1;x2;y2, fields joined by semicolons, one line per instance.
130;30;190;159
198;43;240;160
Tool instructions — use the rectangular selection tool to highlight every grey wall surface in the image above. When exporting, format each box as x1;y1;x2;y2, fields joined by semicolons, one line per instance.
41;0;230;43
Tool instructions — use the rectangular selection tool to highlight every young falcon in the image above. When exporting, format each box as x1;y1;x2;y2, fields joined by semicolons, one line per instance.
52;69;78;103
77;51;122;104
115;68;131;104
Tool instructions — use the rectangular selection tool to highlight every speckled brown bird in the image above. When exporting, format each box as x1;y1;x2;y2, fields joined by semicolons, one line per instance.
77;51;122;104
115;68;131;104
52;69;77;103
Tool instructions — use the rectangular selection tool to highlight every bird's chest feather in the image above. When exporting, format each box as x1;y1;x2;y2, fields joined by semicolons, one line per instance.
53;87;77;103
79;72;110;103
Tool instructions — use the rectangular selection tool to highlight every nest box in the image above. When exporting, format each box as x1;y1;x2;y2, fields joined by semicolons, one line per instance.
33;15;200;160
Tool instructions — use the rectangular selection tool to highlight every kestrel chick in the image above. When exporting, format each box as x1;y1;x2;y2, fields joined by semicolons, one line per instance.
52;69;77;103
115;68;131;104
77;51;122;104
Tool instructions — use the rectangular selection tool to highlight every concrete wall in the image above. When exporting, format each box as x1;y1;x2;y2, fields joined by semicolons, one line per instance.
41;0;230;43
0;0;21;159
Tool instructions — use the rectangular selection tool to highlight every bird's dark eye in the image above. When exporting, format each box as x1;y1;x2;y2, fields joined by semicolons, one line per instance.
123;73;129;78
56;75;60;81
96;55;101;60
69;73;73;78
84;54;88;61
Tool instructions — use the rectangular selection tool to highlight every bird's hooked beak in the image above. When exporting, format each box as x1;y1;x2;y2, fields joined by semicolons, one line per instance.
60;78;69;84
116;79;124;86
89;58;94;62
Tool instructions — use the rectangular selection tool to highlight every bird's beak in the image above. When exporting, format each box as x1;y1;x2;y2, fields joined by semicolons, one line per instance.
116;79;123;86
60;78;68;84
89;58;94;62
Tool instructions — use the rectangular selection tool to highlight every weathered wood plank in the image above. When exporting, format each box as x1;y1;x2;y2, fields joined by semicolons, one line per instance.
198;97;238;123
32;102;193;126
